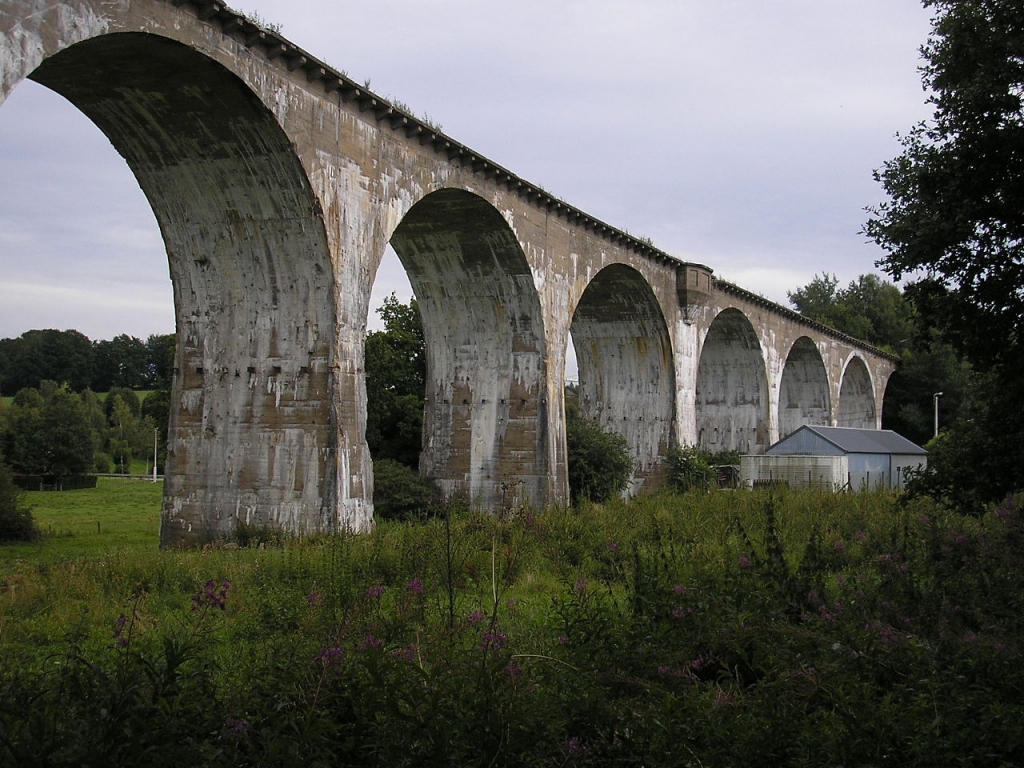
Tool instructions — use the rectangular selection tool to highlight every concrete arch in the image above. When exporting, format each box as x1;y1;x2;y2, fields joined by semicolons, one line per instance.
388;188;548;509
838;356;876;428
779;336;831;438
696;308;769;454
571;263;675;493
14;32;340;545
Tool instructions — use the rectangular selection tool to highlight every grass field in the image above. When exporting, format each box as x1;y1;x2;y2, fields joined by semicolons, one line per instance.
0;477;162;561
2;484;1023;766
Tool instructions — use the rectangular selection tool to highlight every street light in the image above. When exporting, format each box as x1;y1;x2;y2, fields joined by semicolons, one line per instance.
933;392;944;438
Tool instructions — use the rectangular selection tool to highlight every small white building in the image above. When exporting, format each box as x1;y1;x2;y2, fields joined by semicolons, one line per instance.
740;425;928;491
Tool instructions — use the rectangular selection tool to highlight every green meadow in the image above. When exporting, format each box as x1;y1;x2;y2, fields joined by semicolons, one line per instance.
2;484;1023;766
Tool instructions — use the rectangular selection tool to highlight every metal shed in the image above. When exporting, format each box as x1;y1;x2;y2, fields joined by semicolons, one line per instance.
740;426;928;491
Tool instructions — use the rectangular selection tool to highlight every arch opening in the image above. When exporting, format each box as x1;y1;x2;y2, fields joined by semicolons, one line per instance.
778;336;831;438
695;308;769;454
570;264;674;494
838;356;876;429
387;188;548;510
16;32;341;544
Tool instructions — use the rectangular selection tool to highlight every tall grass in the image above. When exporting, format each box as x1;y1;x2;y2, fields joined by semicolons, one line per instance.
1;487;1022;765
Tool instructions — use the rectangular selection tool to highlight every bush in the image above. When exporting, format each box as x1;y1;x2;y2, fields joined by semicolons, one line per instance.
565;404;633;504
372;459;442;520
0;458;37;542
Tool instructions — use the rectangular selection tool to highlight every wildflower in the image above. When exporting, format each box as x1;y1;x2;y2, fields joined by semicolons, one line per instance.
672;584;690;595
738;556;752;569
406;577;424;595
574;578;588;592
565;736;590;756
468;609;485;625
503;660;522;677
308;592;320;608
317;646;345;667
392;644;417;663
481;632;508;652
833;540;846;552
657;665;673;676
193;579;230;611
359;635;383;651
607;541;618;552
222;716;248;741
111;613;129;648
556;635;569;645
366;585;385;599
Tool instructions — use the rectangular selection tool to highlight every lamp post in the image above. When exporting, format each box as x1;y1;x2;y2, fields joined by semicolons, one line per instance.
933;392;944;438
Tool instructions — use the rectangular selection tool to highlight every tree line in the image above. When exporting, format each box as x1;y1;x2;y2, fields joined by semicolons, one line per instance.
0;383;169;480
0;329;174;396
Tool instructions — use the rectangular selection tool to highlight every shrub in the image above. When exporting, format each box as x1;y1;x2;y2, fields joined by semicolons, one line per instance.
565;404;633;504
372;458;441;520
0;457;37;542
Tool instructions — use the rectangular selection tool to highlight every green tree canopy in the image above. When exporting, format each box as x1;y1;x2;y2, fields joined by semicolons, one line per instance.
364;294;426;468
0;329;94;395
1;385;98;477
865;0;1024;371
93;335;150;391
865;0;1024;506
787;273;915;352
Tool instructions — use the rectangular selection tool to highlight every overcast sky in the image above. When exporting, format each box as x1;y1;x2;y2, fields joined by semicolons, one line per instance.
0;0;934;342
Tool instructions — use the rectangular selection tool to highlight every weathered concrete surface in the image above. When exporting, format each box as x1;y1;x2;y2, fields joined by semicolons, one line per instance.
0;0;899;545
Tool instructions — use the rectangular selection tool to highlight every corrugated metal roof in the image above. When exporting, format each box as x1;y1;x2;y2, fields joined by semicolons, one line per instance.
768;425;927;456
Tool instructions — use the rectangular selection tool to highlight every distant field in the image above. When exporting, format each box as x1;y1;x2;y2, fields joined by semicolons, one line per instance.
1;477;162;561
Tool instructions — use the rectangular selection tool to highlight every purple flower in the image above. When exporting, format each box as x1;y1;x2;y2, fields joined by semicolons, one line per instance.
607;542;619;552
223;716;248;741
358;635;383;651
193;579;230;611
468;609;485;625
111;613;129;648
367;585;385;599
392;644;418;663
406;577;424;595
738;556;752;569
481;632;508;652
308;592;321;608
317;646;346;667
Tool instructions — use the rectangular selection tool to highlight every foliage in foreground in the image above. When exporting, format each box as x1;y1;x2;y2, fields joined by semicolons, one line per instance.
2;488;1024;766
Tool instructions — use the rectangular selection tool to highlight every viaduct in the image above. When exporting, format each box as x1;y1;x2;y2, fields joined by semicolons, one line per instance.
1;0;899;547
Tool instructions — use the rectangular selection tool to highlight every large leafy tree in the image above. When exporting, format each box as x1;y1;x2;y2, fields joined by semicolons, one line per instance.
788;273;916;352
0;329;94;395
364;294;427;468
92;335;150;391
0;385;97;477
865;0;1024;506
